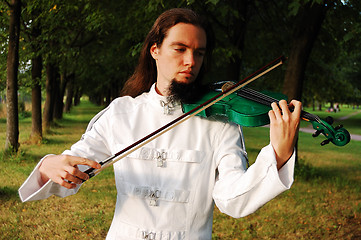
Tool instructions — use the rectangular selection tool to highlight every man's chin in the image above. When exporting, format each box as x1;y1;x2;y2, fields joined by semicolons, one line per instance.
174;78;195;85
168;78;204;104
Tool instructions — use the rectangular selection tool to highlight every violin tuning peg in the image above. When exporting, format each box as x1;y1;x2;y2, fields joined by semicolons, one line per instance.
312;130;321;137
325;116;334;125
334;124;343;131
321;139;330;146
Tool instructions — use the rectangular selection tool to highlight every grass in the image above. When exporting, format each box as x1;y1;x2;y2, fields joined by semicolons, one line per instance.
0;101;360;239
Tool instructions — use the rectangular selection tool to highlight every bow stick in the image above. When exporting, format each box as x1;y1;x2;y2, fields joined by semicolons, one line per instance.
83;56;286;180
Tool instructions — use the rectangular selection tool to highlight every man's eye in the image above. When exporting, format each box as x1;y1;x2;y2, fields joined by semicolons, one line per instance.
175;48;186;52
196;51;205;57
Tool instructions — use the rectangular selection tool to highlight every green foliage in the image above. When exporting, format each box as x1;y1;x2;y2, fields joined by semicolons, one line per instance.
288;0;325;16
288;0;303;16
206;0;220;5
0;0;361;104
18;100;31;119
0;2;8;92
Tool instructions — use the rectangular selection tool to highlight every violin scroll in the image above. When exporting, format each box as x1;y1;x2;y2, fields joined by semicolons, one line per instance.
310;117;350;146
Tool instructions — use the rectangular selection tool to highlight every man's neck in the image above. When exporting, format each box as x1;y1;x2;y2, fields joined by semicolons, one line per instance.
155;81;170;96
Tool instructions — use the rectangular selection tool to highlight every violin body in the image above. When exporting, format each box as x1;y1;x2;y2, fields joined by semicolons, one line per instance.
182;90;286;127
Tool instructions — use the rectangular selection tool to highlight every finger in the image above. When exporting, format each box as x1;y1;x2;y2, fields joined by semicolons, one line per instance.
271;102;282;120
61;180;77;189
278;99;290;113
289;100;302;117
67;156;101;169
55;176;77;189
63;171;83;184
268;109;276;123
64;165;89;181
278;100;291;121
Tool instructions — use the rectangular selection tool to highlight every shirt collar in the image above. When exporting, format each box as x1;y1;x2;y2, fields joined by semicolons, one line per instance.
148;84;182;115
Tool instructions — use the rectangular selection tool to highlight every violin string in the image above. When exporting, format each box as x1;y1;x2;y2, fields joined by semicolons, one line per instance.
237;88;322;124
237;88;273;106
237;88;342;144
247;88;322;123
240;88;277;105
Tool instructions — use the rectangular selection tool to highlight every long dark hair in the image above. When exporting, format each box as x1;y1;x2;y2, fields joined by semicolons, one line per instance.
120;8;214;97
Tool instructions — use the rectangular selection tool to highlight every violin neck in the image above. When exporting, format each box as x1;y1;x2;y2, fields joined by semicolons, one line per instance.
236;88;318;122
236;87;350;147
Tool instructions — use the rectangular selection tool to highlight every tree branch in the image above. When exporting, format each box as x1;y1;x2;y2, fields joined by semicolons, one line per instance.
2;0;11;8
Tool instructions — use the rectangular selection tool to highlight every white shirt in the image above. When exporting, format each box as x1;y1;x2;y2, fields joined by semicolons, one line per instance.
19;84;295;240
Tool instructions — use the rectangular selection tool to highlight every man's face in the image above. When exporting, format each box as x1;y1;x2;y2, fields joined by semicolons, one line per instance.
150;23;207;95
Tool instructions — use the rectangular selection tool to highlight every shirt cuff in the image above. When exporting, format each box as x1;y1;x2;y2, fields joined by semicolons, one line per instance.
277;148;296;189
18;154;54;202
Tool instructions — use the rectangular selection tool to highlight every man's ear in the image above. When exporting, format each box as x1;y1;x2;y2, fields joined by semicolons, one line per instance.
150;43;159;60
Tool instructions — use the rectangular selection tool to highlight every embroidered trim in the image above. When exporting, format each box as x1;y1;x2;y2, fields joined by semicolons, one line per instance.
116;145;205;164
119;182;190;205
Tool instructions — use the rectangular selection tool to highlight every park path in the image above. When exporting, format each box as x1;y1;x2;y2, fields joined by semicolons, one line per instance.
299;110;361;141
338;109;361;120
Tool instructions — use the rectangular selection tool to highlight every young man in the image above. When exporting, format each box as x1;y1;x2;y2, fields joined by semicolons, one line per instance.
19;8;301;239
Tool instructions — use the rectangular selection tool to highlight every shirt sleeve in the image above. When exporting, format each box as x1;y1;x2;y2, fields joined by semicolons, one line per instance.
212;123;295;218
18;155;80;202
18;107;113;203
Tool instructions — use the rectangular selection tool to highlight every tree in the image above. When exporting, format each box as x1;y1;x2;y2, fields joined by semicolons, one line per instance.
30;54;42;143
5;0;21;152
27;5;43;143
64;73;74;112
282;0;328;101
42;61;57;130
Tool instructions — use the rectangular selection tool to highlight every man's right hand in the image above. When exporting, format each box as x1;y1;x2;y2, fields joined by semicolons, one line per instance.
39;155;101;189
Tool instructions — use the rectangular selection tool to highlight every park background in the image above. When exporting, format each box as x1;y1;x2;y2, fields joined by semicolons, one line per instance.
1;0;361;239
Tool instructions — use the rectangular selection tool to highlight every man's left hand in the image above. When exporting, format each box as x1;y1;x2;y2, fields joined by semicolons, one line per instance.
269;99;302;169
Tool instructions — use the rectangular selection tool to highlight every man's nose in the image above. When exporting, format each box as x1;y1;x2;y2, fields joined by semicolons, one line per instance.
183;51;195;66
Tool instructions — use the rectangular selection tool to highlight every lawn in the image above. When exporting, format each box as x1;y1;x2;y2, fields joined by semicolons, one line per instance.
0;100;360;239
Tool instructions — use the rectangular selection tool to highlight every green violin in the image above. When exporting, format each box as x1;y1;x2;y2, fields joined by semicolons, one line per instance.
182;81;351;147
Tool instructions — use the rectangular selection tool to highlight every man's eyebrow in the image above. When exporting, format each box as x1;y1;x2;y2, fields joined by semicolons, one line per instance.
170;42;206;51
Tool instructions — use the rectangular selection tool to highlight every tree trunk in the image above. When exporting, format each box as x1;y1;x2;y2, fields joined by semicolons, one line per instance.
30;55;43;143
43;63;56;130
53;72;66;120
64;74;75;113
318;103;322;111
282;2;328;101
282;2;327;164
5;0;21;152
111;80;121;101
74;87;81;106
105;88;111;106
29;13;43;144
312;98;315;111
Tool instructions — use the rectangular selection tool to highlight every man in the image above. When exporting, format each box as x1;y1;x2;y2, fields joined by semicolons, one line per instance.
19;8;301;239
